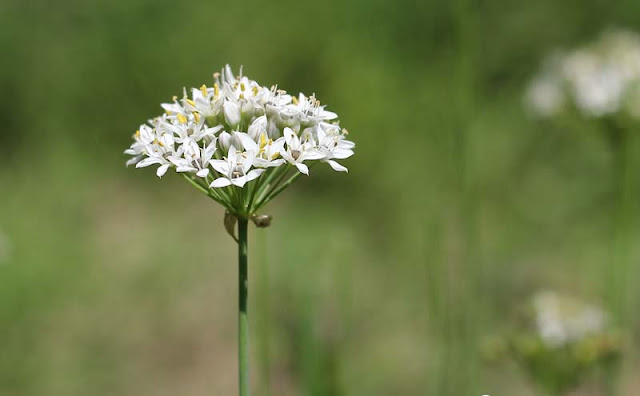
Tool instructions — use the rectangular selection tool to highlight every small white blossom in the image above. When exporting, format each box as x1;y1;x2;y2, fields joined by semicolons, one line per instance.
525;73;566;117
315;123;354;172
209;146;264;188
253;133;286;168
533;291;608;348
280;127;324;175
527;29;640;120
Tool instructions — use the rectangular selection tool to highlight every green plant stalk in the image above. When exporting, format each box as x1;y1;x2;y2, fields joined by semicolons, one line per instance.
256;230;271;396
250;165;291;213
610;127;632;321
257;171;302;209
238;218;250;396
448;0;481;392
604;361;620;396
181;174;227;206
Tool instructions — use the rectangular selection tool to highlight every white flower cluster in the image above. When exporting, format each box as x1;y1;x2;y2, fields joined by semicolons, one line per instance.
125;65;354;215
532;291;608;348
526;29;640;119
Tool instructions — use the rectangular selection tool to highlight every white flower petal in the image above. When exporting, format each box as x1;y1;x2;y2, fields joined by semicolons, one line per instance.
327;160;348;172
223;64;237;84
283;127;295;143
304;151;325;161
196;168;210;178
136;157;162;168
210;177;232;188
219;131;231;151
232;176;248;188
203;141;217;162
295;163;309;175
176;165;197;173
223;100;241;127
237;132;259;151
156;164;170;178
248;115;267;140
210;159;229;175
333;148;354;159
246;169;265;182
126;155;143;167
321;110;338;120
280;152;295;164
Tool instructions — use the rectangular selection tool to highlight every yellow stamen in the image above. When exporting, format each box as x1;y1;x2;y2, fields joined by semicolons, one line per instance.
200;84;207;97
259;133;267;149
291;96;299;105
252;86;258;96
134;130;140;138
240;83;246;91
186;99;195;107
194;112;201;123
172;95;178;102
177;114;187;124
214;83;220;97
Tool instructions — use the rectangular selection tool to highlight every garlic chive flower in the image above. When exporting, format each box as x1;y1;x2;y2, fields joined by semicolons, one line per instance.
526;29;640;119
532;291;609;348
125;65;354;217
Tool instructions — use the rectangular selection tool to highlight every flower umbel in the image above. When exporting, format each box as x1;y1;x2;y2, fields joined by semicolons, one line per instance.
526;29;640;119
125;65;354;218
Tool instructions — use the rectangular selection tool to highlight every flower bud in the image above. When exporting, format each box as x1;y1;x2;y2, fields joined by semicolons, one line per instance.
223;100;241;128
251;214;272;228
229;132;243;151
267;118;280;140
240;100;255;118
248;115;267;141
219;131;231;152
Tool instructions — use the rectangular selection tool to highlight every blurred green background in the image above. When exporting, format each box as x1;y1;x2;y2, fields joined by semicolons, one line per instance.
2;0;640;395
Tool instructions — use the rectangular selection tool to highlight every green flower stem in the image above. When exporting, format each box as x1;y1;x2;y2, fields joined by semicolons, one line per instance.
210;171;234;204
256;169;304;209
181;175;227;206
250;166;290;212
238;218;250;396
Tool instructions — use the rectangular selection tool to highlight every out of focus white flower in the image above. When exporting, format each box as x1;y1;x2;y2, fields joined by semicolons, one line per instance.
525;73;566;117
562;50;624;117
532;291;608;348
526;29;640;119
